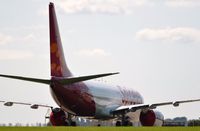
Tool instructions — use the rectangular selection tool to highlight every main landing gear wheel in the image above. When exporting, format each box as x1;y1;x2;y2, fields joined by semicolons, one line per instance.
116;115;133;126
70;121;76;126
116;121;121;126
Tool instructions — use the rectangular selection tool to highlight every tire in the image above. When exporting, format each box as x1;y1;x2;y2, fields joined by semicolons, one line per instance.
116;121;121;126
70;121;76;126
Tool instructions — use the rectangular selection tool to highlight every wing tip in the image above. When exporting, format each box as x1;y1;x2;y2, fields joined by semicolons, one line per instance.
111;72;120;75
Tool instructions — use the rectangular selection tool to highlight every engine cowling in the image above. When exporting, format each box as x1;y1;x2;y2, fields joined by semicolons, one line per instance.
153;110;164;126
139;110;164;126
140;110;156;126
50;108;68;126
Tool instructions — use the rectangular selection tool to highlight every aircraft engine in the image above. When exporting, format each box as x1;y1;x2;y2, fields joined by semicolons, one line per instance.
139;110;164;126
153;110;164;126
50;108;68;126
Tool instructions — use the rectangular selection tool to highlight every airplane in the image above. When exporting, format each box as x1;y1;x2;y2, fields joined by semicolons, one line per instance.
0;2;200;126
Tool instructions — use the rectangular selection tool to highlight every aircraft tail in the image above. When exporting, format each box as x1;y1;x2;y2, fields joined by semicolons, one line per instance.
0;3;119;86
49;3;72;77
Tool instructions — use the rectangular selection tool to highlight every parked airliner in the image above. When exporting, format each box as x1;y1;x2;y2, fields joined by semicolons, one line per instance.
0;2;200;126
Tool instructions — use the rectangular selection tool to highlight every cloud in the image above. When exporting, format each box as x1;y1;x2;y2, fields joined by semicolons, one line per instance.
56;0;154;15
76;48;110;57
55;0;200;15
165;0;200;7
23;34;36;42
135;27;200;44
36;0;200;16
37;6;48;16
19;25;47;31
0;33;12;45
0;49;34;60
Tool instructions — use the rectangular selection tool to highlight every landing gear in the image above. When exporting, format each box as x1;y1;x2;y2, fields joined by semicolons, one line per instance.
116;121;121;126
47;107;77;126
115;115;132;126
67;113;77;126
115;120;132;126
70;121;77;126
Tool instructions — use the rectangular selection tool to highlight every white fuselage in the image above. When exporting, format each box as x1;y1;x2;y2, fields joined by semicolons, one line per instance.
86;81;144;118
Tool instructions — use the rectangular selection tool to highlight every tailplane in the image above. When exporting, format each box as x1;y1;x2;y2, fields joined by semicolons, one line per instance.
0;72;119;85
49;2;72;77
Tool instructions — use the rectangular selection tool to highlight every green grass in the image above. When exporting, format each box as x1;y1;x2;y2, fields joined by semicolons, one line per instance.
0;127;200;131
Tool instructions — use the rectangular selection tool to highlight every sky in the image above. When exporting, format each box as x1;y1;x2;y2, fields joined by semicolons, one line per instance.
0;0;200;125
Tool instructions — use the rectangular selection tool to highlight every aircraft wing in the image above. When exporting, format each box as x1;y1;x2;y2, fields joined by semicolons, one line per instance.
111;99;200;115
0;100;53;109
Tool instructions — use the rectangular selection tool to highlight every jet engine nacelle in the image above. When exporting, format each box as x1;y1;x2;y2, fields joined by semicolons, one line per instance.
153;110;164;126
50;108;68;126
139;110;164;126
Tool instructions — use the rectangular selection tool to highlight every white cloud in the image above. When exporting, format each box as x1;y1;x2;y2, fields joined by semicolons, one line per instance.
135;27;200;44
76;48;110;57
19;25;47;31
56;0;154;15
0;50;34;60
37;0;200;16
165;0;200;7
37;6;48;16
0;33;12;45
23;34;36;42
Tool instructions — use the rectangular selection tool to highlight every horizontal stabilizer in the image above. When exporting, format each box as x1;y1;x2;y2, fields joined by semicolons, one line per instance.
57;72;119;85
0;74;50;85
0;72;119;85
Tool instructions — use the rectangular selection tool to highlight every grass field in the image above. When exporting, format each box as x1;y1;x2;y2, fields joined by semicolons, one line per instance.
0;127;200;131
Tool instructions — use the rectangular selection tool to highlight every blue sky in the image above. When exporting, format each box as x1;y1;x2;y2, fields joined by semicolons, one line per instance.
0;0;200;124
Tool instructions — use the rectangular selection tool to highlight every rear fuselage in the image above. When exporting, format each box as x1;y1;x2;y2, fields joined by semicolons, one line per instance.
50;77;143;119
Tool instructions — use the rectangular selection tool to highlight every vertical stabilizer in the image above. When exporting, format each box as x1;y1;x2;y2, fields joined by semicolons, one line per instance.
49;3;72;77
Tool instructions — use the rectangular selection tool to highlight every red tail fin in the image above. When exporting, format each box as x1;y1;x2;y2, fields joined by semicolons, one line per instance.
49;3;72;77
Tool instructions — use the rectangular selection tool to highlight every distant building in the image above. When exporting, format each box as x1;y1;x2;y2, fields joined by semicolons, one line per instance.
188;119;200;126
163;117;187;126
